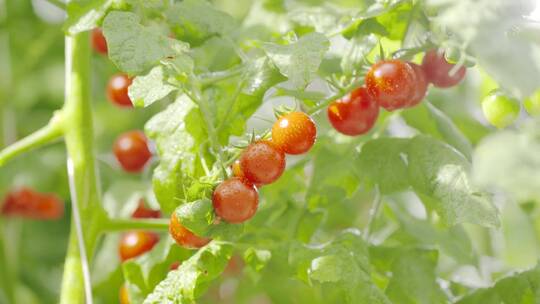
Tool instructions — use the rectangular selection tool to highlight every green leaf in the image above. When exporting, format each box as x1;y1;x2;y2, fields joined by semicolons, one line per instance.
385;249;448;304
243;247;272;272
103;11;188;74
262;32;330;89
407;136;500;227
457;264;540;303
340;34;378;75
174;199;214;237
144;241;233;303
357;137;409;194
165;0;237;44
128;66;177;107
64;0;117;35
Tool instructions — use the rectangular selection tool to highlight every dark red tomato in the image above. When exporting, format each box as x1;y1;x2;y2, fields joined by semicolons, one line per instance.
107;74;133;107
405;62;428;108
91;28;108;55
118;231;159;261
421;49;466;88
119;285;129;304
169;213;211;249
327;87;380;136
365;59;416;111
113;131;152;173
1;187;64;220
271;112;316;155
212;177;259;223
131;199;161;219
239;141;285;185
169;261;181;271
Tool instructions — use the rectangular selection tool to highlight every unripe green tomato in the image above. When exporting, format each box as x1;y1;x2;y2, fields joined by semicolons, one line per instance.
481;90;520;129
444;47;461;64
524;89;540;116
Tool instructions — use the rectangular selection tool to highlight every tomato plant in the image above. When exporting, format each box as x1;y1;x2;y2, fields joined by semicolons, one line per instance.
2;1;540;304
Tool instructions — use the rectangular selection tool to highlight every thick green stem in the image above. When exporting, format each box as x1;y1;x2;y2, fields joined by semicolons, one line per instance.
59;30;103;304
104;218;170;232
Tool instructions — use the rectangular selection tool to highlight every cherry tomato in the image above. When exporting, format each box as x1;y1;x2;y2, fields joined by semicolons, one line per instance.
327;87;380;136
113;131;152;173
271;112;316;155
169;212;211;249
169;261;181;271
119;285;130;304
421;49;466;88
118;231;159;261
405;62;428;108
131;199;161;219
107;74;133;107
481;90;520;129
365;59;416;111
1;187;64;220
524;89;540;116
212;177;259;223
91;28;108;55
239;141;285;185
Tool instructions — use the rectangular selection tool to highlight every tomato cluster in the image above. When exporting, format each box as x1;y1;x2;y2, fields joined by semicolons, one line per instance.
169;112;317;248
118;201;161;262
328;49;466;136
1;187;64;220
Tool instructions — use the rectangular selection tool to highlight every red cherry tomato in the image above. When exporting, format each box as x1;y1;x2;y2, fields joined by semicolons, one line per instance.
119;285;130;304
405;62;428;108
169;261;181;271
271;112;316;155
113;131;152;173
239;141;285;185
1;187;64;220
365;59;416;111
169;213;211;249
131;199;161;219
118;231;159;261
212;177;259;223
327;87;380;136
421;49;466;88
91;28;108;55
107;74;133;107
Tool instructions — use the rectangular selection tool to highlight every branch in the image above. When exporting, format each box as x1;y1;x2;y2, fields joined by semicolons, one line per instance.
103;218;171;232
0;111;64;166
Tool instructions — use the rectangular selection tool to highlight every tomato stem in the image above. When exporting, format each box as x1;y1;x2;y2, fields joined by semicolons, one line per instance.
103;218;171;232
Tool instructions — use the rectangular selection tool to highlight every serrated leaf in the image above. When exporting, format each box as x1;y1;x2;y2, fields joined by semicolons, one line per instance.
144;241;233;304
407;136;500;227
103;11;188;74
262;32;330;89
64;0;116;35
128;66;177;107
357;137;409;194
340;34;378;75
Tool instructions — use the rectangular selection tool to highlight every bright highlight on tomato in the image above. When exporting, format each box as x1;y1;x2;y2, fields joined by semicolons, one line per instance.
482;90;520;129
107;74;133;107
239;141;286;185
113;131;152;173
118;231;159;261
327;87;379;136
169;212;211;249
271;111;317;155
212;177;259;223
91;28;108;55
422;49;466;88
365;59;417;111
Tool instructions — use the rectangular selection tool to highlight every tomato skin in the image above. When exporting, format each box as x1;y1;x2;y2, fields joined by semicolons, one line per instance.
327;87;379;136
421;49;466;88
212;177;259;223
169;213;211;249
113;131;152;173
271;112;316;155
481;90;520;129
91;28;108;55
1;187;64;220
131;199;161;219
107;74;133;107
365;59;416;111
119;285;130;304
240;141;285;185
118;231;159;261
405;62;428;108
